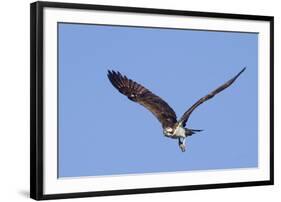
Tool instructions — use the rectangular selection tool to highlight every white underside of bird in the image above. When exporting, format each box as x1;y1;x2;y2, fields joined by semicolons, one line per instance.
163;126;186;138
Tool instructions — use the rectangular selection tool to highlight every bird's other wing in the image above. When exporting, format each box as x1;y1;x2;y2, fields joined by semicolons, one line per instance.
178;67;246;127
107;70;177;128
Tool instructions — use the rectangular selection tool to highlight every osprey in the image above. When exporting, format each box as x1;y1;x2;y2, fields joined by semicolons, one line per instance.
107;68;245;152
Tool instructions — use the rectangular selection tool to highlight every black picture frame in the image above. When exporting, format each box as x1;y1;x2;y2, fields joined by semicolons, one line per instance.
30;1;274;200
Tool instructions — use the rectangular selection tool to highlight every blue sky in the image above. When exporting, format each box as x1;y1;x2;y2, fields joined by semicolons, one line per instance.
58;23;258;177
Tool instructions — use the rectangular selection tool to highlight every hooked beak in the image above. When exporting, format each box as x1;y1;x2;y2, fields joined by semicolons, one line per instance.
178;137;186;152
179;144;186;152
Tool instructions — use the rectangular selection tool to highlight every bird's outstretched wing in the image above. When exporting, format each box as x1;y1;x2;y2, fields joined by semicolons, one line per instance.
107;70;177;128
178;67;246;127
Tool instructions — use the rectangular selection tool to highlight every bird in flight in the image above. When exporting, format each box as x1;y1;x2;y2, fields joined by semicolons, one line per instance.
107;68;246;152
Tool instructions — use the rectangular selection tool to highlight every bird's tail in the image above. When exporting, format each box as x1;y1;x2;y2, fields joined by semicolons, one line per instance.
185;128;203;136
191;129;203;132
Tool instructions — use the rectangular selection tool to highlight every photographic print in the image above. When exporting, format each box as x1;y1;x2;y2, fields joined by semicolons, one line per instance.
58;23;253;177
30;1;273;200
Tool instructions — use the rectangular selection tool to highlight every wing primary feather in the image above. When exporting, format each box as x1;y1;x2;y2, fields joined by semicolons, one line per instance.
178;67;246;127
107;70;177;128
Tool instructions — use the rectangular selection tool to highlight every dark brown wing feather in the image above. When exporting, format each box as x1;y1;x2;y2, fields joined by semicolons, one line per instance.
107;70;177;128
178;67;246;127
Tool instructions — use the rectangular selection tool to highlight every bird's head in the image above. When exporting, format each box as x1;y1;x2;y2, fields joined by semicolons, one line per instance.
179;143;186;152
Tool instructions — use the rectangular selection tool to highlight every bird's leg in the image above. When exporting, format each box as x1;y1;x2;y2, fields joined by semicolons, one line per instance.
178;137;186;152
